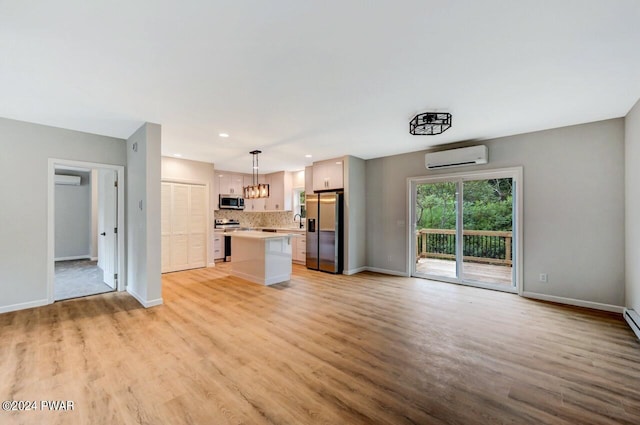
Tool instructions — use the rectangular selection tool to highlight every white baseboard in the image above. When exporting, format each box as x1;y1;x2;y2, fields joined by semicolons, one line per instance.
0;299;49;314
55;255;92;262
207;262;216;268
522;291;624;313
343;266;368;276
364;267;410;277
126;288;164;308
90;256;98;261
624;309;640;340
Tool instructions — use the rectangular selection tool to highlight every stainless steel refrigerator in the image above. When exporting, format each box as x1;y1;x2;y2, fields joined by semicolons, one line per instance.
306;192;343;273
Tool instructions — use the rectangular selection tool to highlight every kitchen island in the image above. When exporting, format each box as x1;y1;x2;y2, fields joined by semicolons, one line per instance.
228;231;297;285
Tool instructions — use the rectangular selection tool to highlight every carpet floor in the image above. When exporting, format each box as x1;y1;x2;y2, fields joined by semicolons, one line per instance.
54;259;114;301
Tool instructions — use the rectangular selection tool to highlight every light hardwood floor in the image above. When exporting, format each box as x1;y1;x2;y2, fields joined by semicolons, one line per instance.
1;264;639;424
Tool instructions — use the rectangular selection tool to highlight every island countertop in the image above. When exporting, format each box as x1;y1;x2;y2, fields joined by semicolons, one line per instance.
228;231;301;240
230;231;296;285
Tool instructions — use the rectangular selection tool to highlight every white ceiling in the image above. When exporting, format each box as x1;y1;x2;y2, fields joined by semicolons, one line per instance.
2;1;640;173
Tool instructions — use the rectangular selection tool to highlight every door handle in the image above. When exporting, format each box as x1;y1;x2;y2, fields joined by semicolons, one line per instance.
100;232;106;236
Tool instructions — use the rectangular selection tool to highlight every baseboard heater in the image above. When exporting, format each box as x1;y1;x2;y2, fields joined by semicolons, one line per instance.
624;309;640;340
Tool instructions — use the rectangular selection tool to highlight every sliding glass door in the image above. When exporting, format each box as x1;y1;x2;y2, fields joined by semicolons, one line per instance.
411;169;521;293
414;181;459;280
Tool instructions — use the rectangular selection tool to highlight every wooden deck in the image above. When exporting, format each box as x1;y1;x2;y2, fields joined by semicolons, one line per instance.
416;258;513;286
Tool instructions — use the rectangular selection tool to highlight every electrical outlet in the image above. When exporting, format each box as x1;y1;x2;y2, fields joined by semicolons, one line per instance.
539;273;548;283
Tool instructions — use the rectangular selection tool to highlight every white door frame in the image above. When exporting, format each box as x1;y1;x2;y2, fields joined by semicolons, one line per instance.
407;166;524;295
47;158;126;303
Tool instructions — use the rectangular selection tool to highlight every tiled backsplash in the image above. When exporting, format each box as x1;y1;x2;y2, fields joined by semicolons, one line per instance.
215;210;297;227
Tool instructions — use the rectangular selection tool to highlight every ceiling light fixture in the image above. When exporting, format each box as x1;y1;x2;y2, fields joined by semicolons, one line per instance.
243;150;270;199
219;133;229;138
173;153;182;157
305;154;312;158
409;112;452;135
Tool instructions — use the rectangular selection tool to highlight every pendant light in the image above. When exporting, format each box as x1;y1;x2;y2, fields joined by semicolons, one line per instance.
243;150;270;199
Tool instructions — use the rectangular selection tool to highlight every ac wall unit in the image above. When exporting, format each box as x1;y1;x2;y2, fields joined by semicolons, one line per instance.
55;175;81;185
425;145;488;170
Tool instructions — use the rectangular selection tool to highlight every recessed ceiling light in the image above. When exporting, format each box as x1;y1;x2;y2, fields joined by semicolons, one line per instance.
335;161;342;165
219;133;229;138
305;154;312;158
173;153;182;157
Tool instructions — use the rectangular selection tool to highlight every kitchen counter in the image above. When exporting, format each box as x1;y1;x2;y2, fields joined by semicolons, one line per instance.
229;232;297;285
253;226;305;232
228;230;301;239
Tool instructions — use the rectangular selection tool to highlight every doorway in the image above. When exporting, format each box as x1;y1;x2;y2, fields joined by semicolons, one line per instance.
48;159;125;303
409;168;523;293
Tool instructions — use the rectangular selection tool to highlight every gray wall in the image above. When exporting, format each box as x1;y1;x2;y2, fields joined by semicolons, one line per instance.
54;171;92;259
366;119;625;306
0;117;126;312
344;156;367;273
161;156;216;265
126;123;162;305
626;100;640;312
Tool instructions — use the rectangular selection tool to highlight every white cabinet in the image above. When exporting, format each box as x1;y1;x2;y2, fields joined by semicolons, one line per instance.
312;158;344;192
292;170;305;188
213;231;224;260
265;171;292;211
231;174;245;195
245;197;266;212
294;232;306;264
215;169;293;212
305;166;313;194
216;172;243;195
215;171;247;209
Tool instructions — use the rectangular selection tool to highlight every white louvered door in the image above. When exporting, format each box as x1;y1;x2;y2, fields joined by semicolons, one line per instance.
161;182;207;273
187;185;206;268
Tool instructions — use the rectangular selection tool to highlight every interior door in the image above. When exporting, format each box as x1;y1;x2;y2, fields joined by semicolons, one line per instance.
188;185;206;268
162;182;207;273
98;169;117;289
161;182;172;273
170;184;190;271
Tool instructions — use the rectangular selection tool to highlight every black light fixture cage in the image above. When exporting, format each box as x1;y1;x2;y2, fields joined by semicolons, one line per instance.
410;112;452;135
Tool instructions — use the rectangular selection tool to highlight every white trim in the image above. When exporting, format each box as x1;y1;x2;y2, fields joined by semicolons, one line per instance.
48;159;127;305
624;309;640;340
127;288;164;308
365;267;410;277
207;262;217;268
407;166;524;295
54;255;92;262
522;291;624;313
90;256;98;261
0;299;49;314
343;266;368;275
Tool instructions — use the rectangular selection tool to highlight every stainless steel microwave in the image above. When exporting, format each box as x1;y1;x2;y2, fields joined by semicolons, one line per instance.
219;195;245;210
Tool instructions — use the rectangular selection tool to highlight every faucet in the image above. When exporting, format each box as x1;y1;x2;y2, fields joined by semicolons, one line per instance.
293;213;304;229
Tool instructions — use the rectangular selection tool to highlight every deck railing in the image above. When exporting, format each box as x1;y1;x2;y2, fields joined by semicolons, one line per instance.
416;228;512;266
